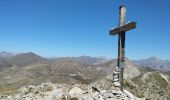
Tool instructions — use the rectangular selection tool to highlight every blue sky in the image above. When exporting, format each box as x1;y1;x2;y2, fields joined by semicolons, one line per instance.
0;0;170;60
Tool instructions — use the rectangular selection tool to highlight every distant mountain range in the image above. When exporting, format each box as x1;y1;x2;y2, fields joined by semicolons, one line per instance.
0;51;170;72
0;52;47;71
7;52;47;67
0;51;141;94
0;51;169;99
53;56;111;65
133;57;170;71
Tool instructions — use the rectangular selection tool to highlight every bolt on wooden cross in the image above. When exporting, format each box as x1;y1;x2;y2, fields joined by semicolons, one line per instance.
109;5;136;91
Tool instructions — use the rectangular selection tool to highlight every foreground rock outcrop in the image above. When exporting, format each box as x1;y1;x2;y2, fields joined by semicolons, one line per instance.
0;82;142;100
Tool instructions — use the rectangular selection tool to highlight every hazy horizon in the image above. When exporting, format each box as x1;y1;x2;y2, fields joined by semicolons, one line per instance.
1;51;170;61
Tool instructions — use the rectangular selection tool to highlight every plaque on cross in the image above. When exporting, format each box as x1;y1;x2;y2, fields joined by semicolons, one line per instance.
109;5;136;91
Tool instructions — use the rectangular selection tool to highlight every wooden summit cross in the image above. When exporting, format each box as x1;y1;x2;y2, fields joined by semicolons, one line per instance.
109;5;136;91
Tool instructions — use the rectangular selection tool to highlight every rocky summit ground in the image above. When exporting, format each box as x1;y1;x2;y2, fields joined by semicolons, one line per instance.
0;82;142;100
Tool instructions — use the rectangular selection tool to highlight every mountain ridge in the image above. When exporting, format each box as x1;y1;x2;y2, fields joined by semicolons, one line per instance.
133;57;170;71
0;52;169;99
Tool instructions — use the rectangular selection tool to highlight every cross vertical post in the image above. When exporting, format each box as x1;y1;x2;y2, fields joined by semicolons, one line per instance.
119;5;126;92
109;5;136;91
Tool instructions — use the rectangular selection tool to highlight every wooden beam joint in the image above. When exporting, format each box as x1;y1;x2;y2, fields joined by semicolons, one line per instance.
110;22;136;35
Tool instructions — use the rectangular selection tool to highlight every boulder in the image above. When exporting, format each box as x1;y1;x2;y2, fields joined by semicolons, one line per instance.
69;86;83;97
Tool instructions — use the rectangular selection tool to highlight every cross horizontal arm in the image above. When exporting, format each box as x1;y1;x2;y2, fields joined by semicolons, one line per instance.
110;22;136;35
